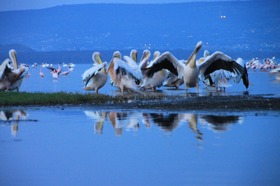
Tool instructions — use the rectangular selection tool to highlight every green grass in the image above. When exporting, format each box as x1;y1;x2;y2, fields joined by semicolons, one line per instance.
0;92;166;106
0;92;112;106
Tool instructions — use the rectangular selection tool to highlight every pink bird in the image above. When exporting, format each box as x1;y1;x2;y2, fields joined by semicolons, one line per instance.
61;67;74;76
39;66;45;77
47;64;61;79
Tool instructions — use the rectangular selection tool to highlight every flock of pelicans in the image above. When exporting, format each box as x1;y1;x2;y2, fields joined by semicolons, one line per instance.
0;41;279;94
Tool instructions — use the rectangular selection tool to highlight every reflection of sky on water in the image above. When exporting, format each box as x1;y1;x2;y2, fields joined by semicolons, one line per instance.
1;108;280;185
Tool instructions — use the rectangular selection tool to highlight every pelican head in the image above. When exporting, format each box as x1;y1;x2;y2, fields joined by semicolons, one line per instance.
130;49;138;62
9;49;18;69
113;51;122;59
204;50;210;58
153;51;161;60
92;52;103;64
140;49;151;62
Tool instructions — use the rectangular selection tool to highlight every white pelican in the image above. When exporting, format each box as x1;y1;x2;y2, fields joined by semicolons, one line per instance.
145;41;249;91
199;53;249;90
163;50;202;90
140;50;169;91
82;52;108;94
0;58;28;91
8;63;29;91
144;41;203;91
162;72;184;89
8;49;29;91
0;59;14;90
108;51;142;93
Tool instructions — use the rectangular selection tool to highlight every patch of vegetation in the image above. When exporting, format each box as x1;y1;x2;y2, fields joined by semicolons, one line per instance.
0;92;113;106
0;92;167;106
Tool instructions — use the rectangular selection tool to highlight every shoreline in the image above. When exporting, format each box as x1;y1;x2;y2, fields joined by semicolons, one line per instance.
1;92;280;111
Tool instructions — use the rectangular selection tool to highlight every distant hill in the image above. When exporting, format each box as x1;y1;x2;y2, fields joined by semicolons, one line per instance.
0;1;279;58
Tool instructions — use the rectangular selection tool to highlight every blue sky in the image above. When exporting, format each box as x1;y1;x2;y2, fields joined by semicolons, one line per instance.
1;0;244;11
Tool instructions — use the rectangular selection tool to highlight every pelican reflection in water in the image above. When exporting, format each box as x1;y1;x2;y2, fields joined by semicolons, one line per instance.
0;109;28;137
84;111;244;139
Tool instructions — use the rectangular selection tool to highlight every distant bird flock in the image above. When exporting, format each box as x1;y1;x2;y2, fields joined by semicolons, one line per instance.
1;41;279;94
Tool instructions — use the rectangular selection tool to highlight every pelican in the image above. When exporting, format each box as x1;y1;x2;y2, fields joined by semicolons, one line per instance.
198;52;249;90
140;50;169;91
161;50;209;89
162;72;184;89
0;58;28;91
8;63;29;91
145;41;249;91
82;52;108;94
0;59;14;90
8;49;29;91
144;41;203;91
108;51;142;93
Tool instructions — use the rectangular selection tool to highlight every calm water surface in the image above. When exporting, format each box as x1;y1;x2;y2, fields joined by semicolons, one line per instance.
0;107;280;186
19;63;280;96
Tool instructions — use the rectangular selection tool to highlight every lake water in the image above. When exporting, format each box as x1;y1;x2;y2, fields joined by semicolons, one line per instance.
19;63;280;97
0;107;280;185
1;60;280;186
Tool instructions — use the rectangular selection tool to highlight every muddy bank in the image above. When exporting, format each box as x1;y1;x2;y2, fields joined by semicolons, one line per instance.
97;95;280;111
1;92;280;111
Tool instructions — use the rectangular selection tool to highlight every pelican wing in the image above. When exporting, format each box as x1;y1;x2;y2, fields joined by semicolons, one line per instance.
0;59;13;80
198;51;249;88
199;52;244;77
13;65;29;80
82;63;107;85
145;52;183;78
123;55;142;79
114;58;142;83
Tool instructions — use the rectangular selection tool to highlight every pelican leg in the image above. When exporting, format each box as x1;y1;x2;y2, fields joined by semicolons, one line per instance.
95;89;99;94
185;84;189;91
196;82;199;92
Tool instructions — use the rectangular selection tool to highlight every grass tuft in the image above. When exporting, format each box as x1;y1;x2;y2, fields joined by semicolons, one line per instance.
0;92;113;106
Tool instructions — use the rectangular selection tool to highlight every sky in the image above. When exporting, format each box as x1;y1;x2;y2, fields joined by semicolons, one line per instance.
0;0;243;11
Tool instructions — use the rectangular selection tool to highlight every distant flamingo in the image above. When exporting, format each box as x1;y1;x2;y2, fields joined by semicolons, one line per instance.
47;63;61;79
61;67;74;76
39;65;45;77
